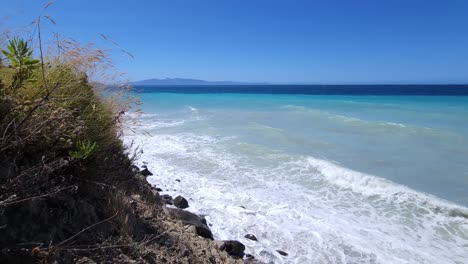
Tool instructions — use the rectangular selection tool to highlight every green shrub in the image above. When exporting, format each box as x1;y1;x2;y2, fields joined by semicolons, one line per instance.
1;37;39;89
69;140;97;160
0;34;129;171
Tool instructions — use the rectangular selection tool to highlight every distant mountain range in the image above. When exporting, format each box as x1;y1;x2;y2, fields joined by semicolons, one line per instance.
131;78;267;85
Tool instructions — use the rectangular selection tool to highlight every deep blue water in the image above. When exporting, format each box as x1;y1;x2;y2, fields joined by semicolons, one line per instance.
134;84;468;95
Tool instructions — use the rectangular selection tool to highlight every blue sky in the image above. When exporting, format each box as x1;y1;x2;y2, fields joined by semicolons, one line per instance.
2;0;468;84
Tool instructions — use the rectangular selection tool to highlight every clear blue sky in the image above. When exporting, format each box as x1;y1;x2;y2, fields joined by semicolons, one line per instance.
2;0;468;84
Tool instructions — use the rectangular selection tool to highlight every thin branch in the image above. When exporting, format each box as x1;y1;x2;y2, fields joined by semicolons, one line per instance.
83;179;116;189
37;16;49;93
0;186;76;206
62;232;166;251
43;1;55;11
56;211;119;247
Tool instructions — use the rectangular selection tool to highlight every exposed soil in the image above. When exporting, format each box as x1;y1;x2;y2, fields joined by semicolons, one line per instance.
0;153;245;263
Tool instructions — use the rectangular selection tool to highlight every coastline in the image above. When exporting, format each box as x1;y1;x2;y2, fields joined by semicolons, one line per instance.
125;93;468;263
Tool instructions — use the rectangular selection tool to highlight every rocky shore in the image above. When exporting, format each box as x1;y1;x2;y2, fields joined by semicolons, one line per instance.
1;157;263;263
135;165;268;264
0;34;285;262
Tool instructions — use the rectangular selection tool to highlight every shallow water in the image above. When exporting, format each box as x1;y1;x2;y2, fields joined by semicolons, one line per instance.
124;92;468;263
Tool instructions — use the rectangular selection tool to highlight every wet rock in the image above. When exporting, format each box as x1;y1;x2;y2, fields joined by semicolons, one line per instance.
163;207;213;239
217;240;245;259
244;254;257;263
173;195;189;209
140;165;153;176
160;194;173;205
244;234;257;241
193;226;213;240
276;250;288;256
449;209;468;219
245;254;255;260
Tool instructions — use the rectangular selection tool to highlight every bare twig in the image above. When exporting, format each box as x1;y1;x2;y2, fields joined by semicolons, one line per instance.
56;211;119;247
62;232;166;251
37;16;49;93
0;185;76;206
83;179;116;189
43;1;55;11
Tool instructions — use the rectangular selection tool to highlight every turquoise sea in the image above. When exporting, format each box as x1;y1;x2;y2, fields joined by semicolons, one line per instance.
124;86;468;264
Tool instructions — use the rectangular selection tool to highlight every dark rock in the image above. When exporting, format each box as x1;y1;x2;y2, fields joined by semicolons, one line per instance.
163;207;213;239
173;195;189;209
175;179;181;182
194;225;213;240
276;250;288;256
155;188;163;192
219;240;245;259
245;254;255;260
244;234;257;241
140;167;153;176
449;209;468;219
160;194;173;205
244;254;257;264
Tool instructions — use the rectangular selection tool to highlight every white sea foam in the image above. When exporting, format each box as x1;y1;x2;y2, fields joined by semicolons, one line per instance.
186;105;199;114
138;119;186;129
124;128;468;264
126;112;160;119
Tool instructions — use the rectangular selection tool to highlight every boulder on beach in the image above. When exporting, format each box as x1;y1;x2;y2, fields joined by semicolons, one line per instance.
216;240;245;259
140;165;153;176
276;250;288;256
163;207;213;240
173;195;189;209
244;254;258;264
160;194;173;205
244;234;257;241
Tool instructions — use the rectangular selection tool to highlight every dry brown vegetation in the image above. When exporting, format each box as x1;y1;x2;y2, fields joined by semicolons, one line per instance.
0;4;245;263
0;5;156;263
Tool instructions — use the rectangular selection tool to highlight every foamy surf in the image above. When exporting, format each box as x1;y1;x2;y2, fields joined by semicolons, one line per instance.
124;131;468;264
124;93;468;263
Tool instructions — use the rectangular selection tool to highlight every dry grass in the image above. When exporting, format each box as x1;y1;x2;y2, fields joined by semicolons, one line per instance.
0;3;160;263
0;0;139;237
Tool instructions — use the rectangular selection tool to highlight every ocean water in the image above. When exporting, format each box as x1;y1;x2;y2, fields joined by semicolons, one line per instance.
124;86;468;264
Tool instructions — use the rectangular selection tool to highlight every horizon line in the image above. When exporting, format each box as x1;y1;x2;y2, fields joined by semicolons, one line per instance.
130;83;468;86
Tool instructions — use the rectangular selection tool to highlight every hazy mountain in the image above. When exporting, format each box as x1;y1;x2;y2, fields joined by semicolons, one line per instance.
131;78;267;85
